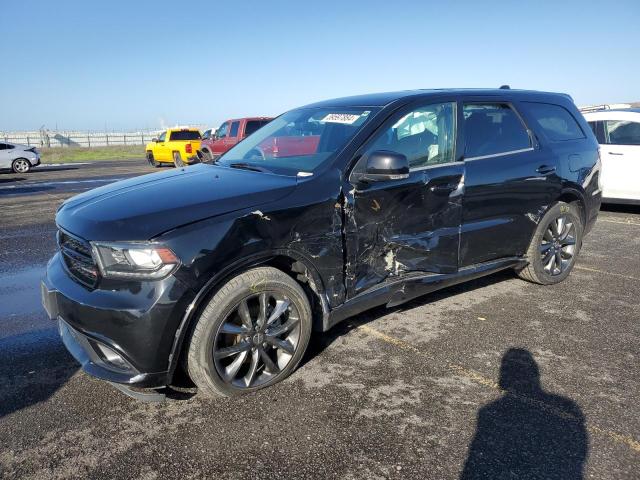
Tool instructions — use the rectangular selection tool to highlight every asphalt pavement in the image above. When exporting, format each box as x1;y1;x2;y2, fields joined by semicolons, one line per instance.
0;159;638;479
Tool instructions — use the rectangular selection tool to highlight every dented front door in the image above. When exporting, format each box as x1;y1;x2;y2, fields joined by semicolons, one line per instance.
343;100;464;298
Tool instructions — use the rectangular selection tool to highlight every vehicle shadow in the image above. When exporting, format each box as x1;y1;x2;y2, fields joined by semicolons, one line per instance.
600;203;640;214
0;328;79;418
460;348;588;479
0;177;26;183
304;269;516;364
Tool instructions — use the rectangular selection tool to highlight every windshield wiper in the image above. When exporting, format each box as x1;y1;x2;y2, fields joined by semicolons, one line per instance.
228;162;272;173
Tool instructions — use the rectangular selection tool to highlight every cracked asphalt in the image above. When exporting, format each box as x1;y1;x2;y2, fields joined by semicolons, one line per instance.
1;159;639;479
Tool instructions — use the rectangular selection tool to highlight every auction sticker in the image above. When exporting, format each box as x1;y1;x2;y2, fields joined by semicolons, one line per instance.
321;113;362;124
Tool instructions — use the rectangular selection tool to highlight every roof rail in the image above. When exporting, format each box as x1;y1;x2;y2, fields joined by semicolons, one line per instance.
579;103;633;113
579;104;611;113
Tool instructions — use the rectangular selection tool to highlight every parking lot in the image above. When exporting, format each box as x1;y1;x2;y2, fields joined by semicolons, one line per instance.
0;159;638;479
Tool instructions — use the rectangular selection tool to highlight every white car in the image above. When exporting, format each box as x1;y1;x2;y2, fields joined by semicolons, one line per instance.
582;108;640;204
0;142;41;173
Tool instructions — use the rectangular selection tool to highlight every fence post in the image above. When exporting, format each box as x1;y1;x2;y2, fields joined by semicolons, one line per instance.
27;135;30;146
106;133;109;146
123;134;127;145
88;132;91;148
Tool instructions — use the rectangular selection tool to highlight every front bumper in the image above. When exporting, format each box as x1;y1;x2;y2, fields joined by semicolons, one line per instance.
41;253;194;388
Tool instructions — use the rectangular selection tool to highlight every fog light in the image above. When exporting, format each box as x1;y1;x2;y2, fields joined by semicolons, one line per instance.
94;342;133;372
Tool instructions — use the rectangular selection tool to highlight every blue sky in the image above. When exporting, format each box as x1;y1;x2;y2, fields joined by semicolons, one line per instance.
1;0;638;131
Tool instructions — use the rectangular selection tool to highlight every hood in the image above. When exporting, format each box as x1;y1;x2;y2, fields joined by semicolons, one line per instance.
56;164;297;241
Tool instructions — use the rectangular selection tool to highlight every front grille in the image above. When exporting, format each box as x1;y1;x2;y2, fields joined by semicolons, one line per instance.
58;230;99;287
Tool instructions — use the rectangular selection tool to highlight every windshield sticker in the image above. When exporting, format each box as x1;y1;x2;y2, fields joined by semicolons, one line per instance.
321;113;362;124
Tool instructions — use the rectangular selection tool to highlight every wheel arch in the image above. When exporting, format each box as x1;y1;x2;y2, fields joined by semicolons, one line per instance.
556;188;587;228
166;249;330;383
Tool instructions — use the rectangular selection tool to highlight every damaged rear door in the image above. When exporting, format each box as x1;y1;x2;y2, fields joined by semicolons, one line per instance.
344;100;464;297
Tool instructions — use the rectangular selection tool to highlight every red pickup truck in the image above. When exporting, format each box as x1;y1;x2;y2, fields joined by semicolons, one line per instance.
197;117;272;162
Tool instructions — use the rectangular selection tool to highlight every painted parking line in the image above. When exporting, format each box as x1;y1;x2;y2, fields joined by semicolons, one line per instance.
574;265;640;282
358;324;640;454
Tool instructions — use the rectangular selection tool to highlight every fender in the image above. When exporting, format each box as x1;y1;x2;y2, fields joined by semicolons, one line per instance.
164;248;330;382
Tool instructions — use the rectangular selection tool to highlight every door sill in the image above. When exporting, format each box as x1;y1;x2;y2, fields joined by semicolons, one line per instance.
324;257;526;331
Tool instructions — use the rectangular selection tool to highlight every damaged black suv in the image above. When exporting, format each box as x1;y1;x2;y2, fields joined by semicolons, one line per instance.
42;89;601;399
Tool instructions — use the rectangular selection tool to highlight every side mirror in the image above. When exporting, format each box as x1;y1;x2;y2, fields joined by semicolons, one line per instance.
360;150;409;182
152;137;159;143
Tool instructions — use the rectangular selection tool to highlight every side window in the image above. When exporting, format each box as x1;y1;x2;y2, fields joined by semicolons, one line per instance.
523;102;585;141
216;122;229;139
605;120;640;145
229;121;240;138
587;121;597;136
158;132;166;142
244;120;267;137
366;102;456;169
202;129;211;140
463;103;531;158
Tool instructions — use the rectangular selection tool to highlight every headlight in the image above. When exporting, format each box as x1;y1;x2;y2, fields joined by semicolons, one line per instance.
91;242;180;280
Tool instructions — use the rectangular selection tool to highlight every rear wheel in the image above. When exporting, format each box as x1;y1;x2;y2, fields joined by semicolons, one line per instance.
146;151;160;168
517;201;583;285
186;267;312;397
173;151;184;167
200;149;213;163
12;158;31;173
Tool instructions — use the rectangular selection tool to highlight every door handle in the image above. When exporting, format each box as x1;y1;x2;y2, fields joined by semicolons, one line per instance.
609;152;624;156
536;165;556;175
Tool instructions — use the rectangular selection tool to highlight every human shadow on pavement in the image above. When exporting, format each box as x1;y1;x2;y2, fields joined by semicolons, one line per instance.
460;348;588;480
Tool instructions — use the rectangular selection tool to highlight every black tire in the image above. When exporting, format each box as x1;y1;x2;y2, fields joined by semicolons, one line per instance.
186;267;312;397
173;151;184;167
200;149;213;164
11;158;31;173
146;151;160;168
517;201;583;285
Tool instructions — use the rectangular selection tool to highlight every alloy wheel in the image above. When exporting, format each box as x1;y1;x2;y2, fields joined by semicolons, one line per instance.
213;291;301;389
539;215;577;276
13;159;30;173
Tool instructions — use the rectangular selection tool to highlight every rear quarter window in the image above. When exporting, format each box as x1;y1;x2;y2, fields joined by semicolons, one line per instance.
169;130;201;141
523;102;585;141
244;120;270;137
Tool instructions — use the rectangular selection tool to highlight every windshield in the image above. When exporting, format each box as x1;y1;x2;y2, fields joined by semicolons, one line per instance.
217;107;378;175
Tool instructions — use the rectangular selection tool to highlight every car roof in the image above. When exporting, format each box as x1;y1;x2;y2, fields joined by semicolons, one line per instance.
302;88;573;108
582;109;640;120
226;117;273;122
167;127;200;132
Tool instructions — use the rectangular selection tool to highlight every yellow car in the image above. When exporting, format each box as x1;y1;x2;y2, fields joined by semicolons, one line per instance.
145;128;202;167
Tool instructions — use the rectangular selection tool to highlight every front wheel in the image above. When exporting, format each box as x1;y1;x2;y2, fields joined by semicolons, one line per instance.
517;201;583;285
12;158;31;173
186;267;312;397
146;151;160;168
173;151;184;167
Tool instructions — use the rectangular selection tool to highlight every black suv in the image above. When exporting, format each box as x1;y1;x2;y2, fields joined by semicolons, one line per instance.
42;89;601;400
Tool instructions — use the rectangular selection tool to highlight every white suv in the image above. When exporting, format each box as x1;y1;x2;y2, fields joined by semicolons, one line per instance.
0;142;41;173
582;108;640;204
